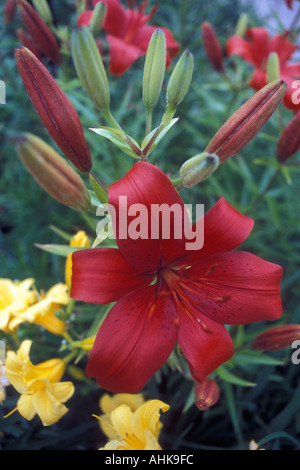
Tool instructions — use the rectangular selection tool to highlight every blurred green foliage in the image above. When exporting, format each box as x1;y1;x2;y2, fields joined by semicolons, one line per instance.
1;0;300;451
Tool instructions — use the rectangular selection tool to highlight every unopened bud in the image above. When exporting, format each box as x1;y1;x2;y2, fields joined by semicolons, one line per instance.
67;365;87;381
16;133;91;212
166;49;194;110
89;1;106;35
16;28;44;61
180;153;219;187
194;378;220;411
205;79;286;162
201;21;224;72
267;52;280;83
71;27;110;113
31;0;53;25
17;0;61;64
234;13;248;37
4;0;16;24
143;29;166;110
251;324;300;351
276;110;300;162
15;47;92;172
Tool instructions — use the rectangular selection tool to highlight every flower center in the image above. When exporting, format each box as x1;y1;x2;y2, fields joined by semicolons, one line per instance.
159;264;231;332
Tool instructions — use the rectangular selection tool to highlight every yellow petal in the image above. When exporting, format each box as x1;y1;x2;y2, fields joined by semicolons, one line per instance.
110;404;134;439
100;393;144;415
32;385;69;426
50;381;75;403
17;394;36;421
131;400;170;442
34;358;66;383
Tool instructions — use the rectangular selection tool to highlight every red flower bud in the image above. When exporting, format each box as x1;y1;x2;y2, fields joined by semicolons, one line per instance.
16;133;91;212
201;21;224;72
276;110;300;162
15;47;92;172
205;79;286;162
17;0;61;64
16;28;44;61
251;324;300;351
4;0;16;24
194;378;220;411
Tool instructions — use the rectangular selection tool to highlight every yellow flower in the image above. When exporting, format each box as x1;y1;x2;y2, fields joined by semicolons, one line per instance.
99;399;170;450
5;340;74;426
99;393;145;439
65;231;90;289
0;278;36;333
10;283;69;335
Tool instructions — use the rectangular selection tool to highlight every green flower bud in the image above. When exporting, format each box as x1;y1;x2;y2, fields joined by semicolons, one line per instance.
180;153;219;187
31;0;53;25
166;49;194;108
89;2;106;36
16;133;91;212
234;13;248;37
71;27;110;112
143;29;166;110
267;52;280;83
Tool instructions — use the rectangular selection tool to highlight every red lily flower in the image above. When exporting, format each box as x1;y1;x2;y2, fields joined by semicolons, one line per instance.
71;162;283;393
226;27;300;112
77;0;180;75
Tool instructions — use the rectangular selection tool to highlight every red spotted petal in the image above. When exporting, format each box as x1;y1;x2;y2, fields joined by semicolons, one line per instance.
182;251;283;325
180;197;254;266
86;284;178;392
70;248;153;304
178;311;234;383
108;161;189;272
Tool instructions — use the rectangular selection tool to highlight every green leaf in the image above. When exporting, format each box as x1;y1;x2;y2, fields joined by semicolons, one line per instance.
217;365;256;387
34;243;89;257
48;225;72;242
141;117;179;155
233;350;284;366
89;174;108;204
90;126;140;158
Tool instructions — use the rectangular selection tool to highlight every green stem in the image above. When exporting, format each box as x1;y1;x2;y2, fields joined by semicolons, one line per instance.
145;107;153;136
102;108;123;131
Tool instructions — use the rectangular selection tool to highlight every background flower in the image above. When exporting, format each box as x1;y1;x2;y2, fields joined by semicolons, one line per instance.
77;0;180;75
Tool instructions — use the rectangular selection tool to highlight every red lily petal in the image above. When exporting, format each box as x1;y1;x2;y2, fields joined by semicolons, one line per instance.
268;33;296;65
249;68;267;91
227;28;270;69
178;311;234;383
245;28;270;67
134;25;180;58
70;247;153;304
183;251;283;325
226;35;259;67
106;34;144;74
77;10;93;27
86;284;178;392
108;161;189;272
180;197;254;265
281;69;300;112
100;0;127;38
